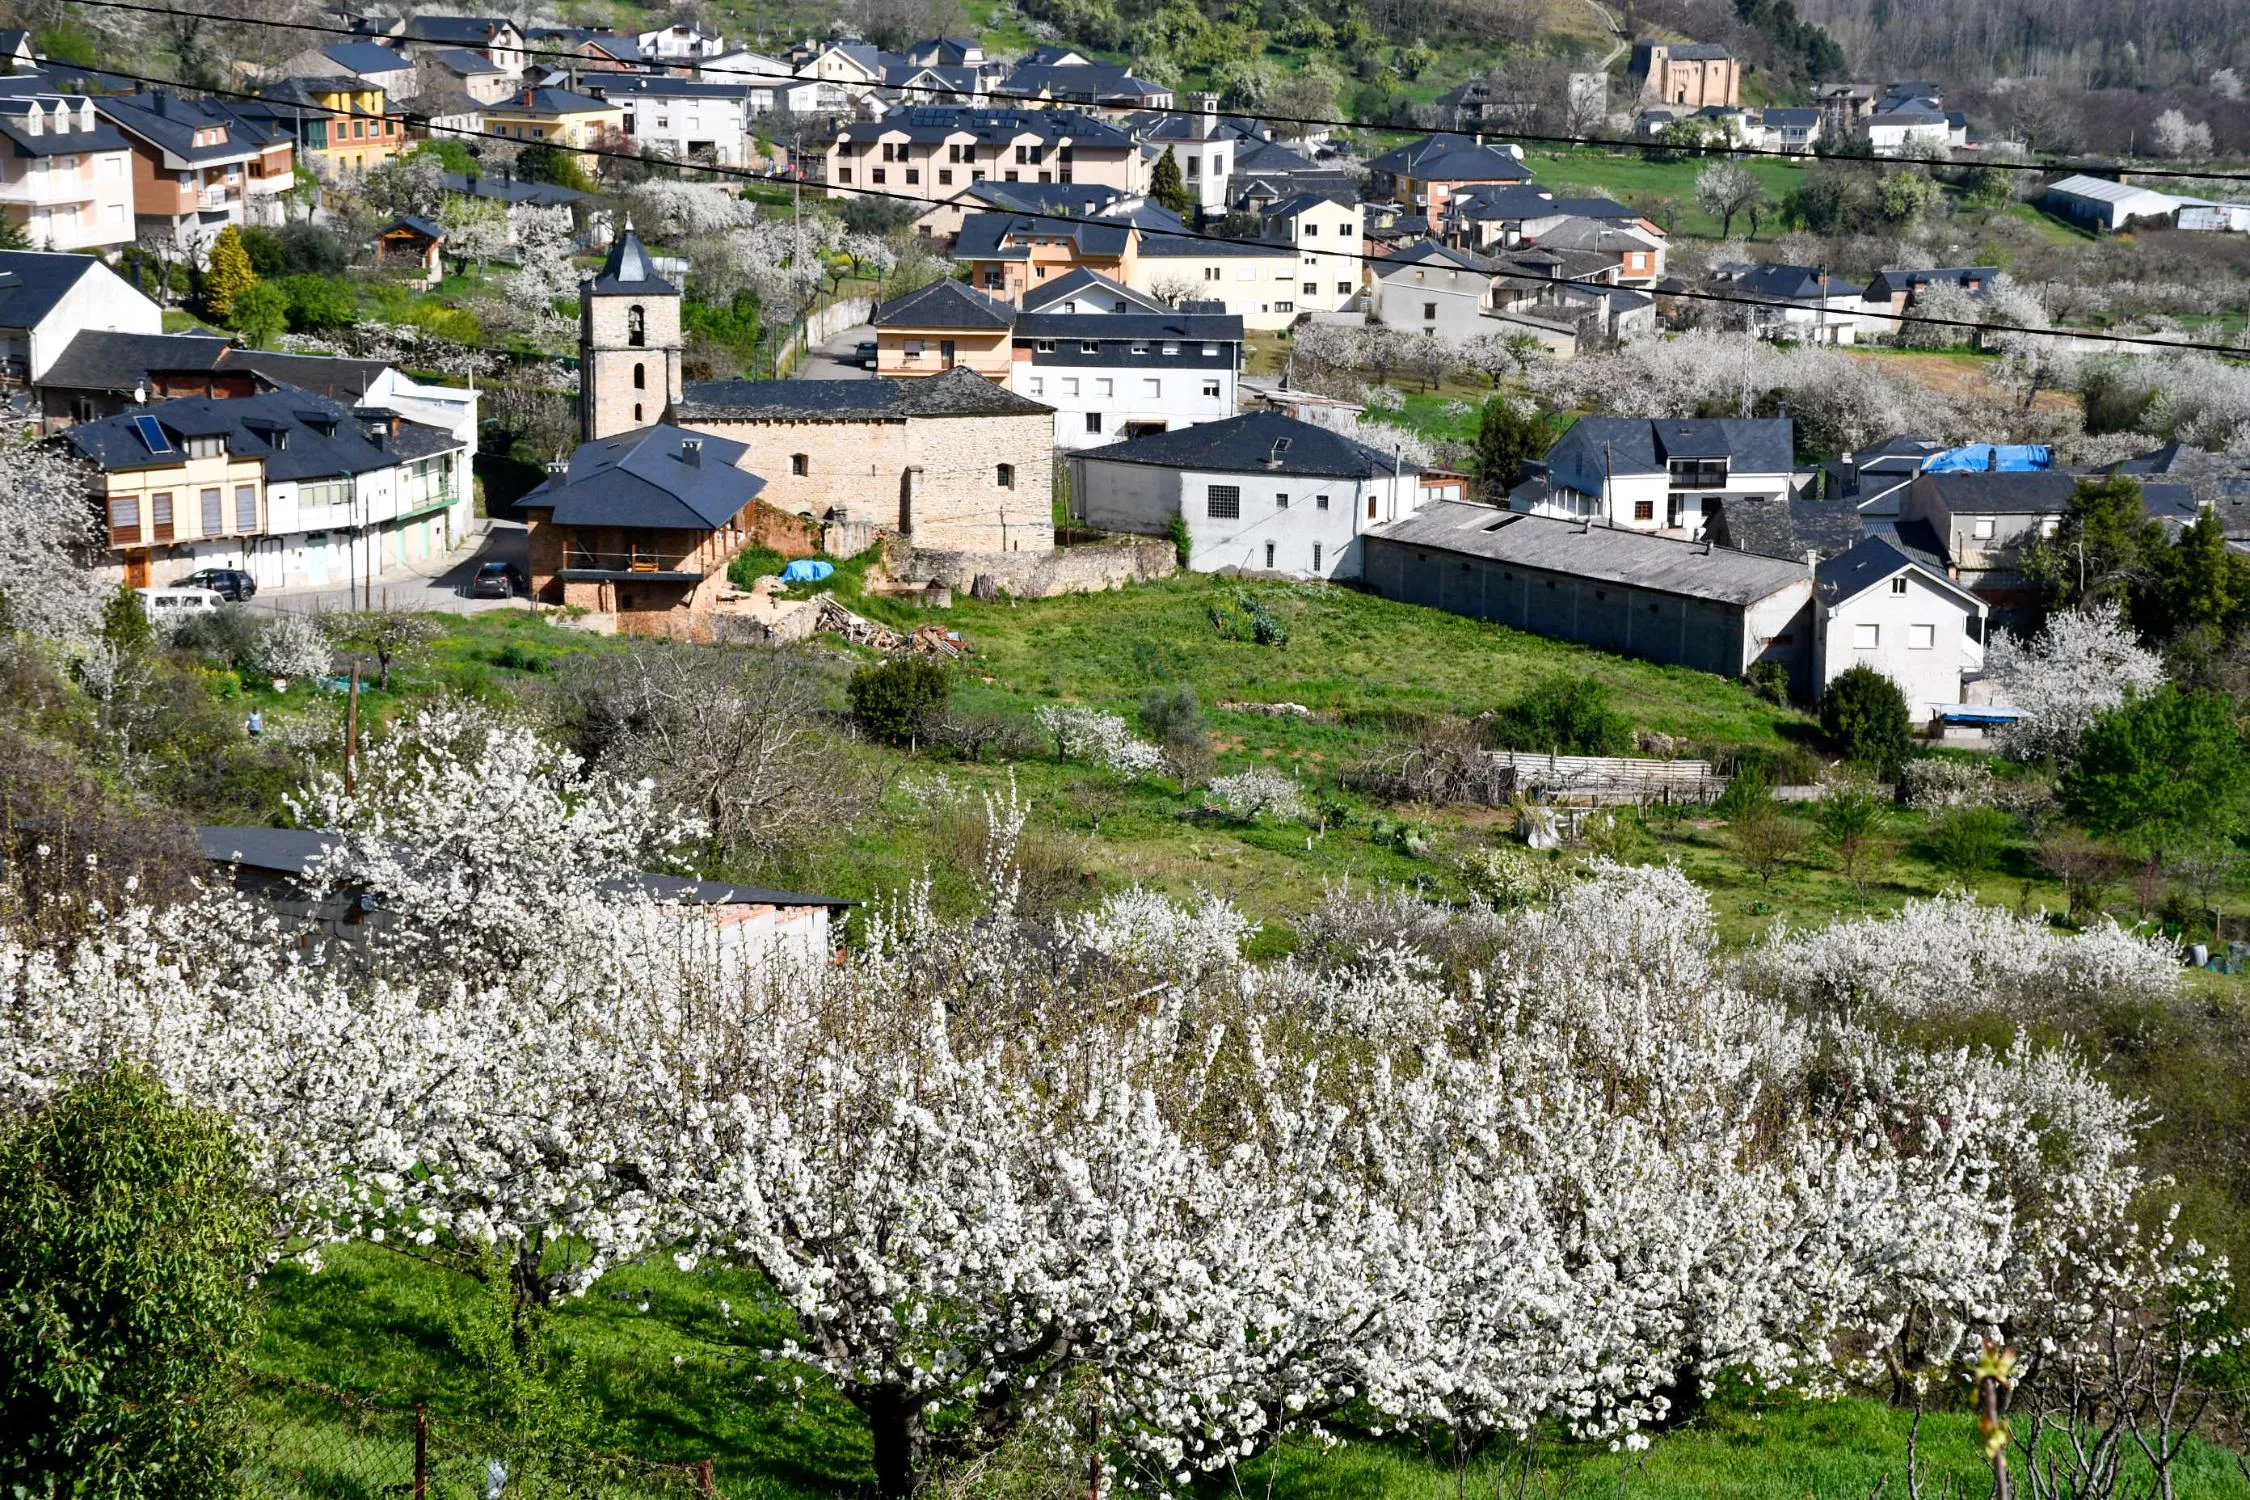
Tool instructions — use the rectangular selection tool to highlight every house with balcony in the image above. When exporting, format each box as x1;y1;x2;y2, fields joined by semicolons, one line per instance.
518;424;776;631
1510;416;1798;538
0;249;161;399
955;207;1139;303
246;78;405;177
639;23;727;65
0;92;135;251
483;85;627;149
96;90;293;248
70;385;470;592
911;178;1123;248
826;107;1142;205
610;74;754;166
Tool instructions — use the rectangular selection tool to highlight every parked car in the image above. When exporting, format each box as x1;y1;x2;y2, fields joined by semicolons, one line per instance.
135;586;225;619
856;339;878;369
471;560;526;599
174;567;257;602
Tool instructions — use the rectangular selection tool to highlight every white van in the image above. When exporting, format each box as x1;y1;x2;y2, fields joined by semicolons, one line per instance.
135;585;226;619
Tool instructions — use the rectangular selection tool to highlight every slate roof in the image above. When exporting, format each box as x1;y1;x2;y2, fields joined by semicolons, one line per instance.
955;210;1132;261
96;91;281;163
1644;40;1732;60
1529;218;1656;255
1079;410;1416;479
1730;263;1863;300
0;102;128;158
1867;517;1949;570
676;365;1050;421
401;16;519;46
1365;133;1532;182
1863;266;1999;300
1375;238;1499;278
426;46;509;76
0;250;105;330
1021;267;1167;313
1006;63;1166;102
519;425;760;530
38;330;232;392
1262;191;1357;219
221;350;393;401
1816;535;1977;606
1916;470;2081;513
197;825;854;909
839;105;1131;149
584;226;675;296
321;42;411;75
1449;183;1565;220
490;86;615;116
1136;225;1292;259
442;170;591;207
1541;417;1796;495
67;387;453;480
606;74;757;101
873;276;1016;329
945;178;1122;217
1707;493;1866;561
1016;308;1242;342
1372;503;1809;606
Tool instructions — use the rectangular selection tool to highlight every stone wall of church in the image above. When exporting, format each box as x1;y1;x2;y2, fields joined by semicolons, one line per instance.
582;292;685;441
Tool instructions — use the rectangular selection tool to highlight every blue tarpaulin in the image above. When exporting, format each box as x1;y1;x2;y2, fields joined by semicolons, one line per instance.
780;559;835;584
1924;444;2053;473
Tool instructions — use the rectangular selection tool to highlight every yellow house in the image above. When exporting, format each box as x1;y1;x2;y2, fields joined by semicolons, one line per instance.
260;78;406;176
483;86;628;150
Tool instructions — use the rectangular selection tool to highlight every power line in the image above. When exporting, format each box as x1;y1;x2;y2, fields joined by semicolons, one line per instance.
44;50;2250;360
48;0;2250;184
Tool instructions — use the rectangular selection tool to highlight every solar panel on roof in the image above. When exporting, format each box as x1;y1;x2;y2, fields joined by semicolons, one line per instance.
132;415;171;454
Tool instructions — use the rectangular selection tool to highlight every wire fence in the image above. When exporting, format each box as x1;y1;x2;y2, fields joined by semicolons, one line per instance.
243;1377;720;1499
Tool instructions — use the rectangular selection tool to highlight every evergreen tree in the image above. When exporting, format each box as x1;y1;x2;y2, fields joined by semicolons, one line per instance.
202;225;257;323
2025;473;2165;619
2162;505;2240;635
0;1068;271;1497
1820;664;1911;779
2061;685;2247;860
100;584;152;656
1150;147;1194;216
1471;398;1548;496
0;214;29;250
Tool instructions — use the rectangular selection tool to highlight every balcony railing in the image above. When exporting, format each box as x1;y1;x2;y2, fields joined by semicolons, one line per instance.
558;547;704;580
198;186;238;210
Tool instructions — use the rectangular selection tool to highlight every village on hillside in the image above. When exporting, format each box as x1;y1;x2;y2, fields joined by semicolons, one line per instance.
8;1;2250;1495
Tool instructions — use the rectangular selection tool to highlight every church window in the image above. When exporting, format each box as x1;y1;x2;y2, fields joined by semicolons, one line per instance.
633;362;646;389
628;305;646;347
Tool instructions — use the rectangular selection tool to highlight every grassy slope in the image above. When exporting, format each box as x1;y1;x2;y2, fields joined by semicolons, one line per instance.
1521;146;1812;240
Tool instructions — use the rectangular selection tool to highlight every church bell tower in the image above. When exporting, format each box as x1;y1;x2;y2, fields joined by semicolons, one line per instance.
579;221;683;442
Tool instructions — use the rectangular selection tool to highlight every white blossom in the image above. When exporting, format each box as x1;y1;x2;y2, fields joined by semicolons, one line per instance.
250;611;332;681
1035;703;1164;777
1205;768;1309;822
1983;607;2166;761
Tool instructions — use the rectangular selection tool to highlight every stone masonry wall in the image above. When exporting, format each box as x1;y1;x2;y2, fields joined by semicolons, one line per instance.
583;291;684;441
896;534;1175;598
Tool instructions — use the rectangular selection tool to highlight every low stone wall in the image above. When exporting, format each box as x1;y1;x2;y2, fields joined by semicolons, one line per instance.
894;535;1176;599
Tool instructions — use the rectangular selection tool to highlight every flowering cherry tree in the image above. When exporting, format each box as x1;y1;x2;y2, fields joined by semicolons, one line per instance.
0;711;2228;1496
1984;607;2166;761
0;442;108;648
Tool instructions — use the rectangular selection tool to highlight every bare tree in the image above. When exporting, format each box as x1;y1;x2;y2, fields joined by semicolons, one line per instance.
555;641;876;872
1695;159;1767;240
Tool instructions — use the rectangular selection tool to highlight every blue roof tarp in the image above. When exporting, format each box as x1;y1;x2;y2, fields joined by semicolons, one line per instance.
1925;443;2053;473
779;559;835;584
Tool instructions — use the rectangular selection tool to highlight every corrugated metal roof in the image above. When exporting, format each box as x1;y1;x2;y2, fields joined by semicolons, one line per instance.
1370;502;1810;605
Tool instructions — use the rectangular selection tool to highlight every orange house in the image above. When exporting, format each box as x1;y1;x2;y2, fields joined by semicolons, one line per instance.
869;277;1015;380
953;210;1137;306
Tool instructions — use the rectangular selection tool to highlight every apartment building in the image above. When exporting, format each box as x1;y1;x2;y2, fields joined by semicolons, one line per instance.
482;86;627;149
826;107;1142;205
610;75;754;165
246;78;405;177
71;386;471;592
0;91;135;252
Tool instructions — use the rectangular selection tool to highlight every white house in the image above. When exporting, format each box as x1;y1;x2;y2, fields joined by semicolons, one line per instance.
2042;174;2180;233
639;23;727;64
1719;263;1861;345
1370;240;1497;345
1125;96;1234;214
609;75;753;165
1813;534;1987;713
0;249;160;385
0;94;138;253
1263;192;1365;313
1514;416;1797;537
1862;108;1950;157
1015;269;1242;450
1129;227;1304;332
1069;410;1422;580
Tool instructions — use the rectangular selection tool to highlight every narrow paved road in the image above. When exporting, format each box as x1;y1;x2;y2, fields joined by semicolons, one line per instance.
790;324;877;380
249;521;531;616
1583;0;1628;68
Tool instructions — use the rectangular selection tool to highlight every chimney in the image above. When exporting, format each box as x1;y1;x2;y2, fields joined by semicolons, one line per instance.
681;438;702;466
1804;547;1818;575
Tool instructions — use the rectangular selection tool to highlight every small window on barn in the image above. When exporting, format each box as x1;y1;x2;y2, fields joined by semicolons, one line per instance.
996;463;1014;488
791;453;809;476
1206;485;1241;519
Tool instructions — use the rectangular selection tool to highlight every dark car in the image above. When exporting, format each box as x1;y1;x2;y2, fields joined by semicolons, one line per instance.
471;560;525;599
175;567;256;602
856;340;878;369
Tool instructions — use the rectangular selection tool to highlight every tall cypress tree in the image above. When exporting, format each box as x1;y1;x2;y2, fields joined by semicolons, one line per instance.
1150;147;1194;216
